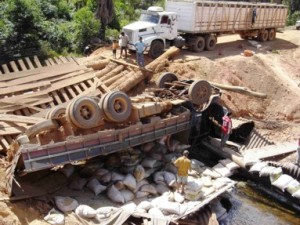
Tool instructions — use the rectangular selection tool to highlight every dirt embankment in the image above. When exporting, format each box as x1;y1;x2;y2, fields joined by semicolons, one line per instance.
164;29;300;143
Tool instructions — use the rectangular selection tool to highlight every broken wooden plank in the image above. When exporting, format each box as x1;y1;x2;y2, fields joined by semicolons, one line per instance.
51;91;63;105
0;136;10;150
1;64;10;74
45;60;52;66
25;57;35;69
18;59;27;71
243;142;298;160
33;56;42;67
9;61;19;72
48;58;56;65
2;62;86;87
0;114;45;124
0;81;51;96
0;126;27;135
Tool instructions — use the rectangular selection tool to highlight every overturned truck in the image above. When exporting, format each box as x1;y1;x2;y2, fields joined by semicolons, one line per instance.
6;73;239;224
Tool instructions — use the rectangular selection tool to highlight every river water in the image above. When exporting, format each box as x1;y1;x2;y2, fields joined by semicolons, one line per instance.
227;182;300;225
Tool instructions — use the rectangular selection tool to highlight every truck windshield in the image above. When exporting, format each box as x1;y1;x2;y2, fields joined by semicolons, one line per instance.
140;13;159;24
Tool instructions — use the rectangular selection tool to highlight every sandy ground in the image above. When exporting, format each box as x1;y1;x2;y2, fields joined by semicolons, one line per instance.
0;28;299;224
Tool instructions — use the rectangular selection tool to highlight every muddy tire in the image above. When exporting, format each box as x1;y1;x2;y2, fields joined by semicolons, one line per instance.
103;91;132;122
205;35;217;51
268;29;276;41
46;105;66;119
149;40;164;59
188;80;212;105
67;96;102;129
258;30;269;42
191;36;205;52
156;72;178;88
26;119;59;138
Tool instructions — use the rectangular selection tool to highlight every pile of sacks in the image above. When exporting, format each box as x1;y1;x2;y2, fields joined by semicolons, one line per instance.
248;161;300;199
58;139;188;203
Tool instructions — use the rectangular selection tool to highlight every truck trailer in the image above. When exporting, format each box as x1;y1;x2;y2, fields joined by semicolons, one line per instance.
123;0;288;58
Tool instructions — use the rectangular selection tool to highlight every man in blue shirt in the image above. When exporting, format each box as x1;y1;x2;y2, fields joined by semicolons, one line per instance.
134;37;147;68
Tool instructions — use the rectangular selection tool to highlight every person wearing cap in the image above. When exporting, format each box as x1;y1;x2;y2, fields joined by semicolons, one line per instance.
174;150;191;194
221;111;232;149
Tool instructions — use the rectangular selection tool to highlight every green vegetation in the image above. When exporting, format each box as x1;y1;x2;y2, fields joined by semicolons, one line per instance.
0;0;164;62
283;0;300;25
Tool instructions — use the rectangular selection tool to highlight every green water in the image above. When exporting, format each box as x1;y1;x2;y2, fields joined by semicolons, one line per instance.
228;182;300;225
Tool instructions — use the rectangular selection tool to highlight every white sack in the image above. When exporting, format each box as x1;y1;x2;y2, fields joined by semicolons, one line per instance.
134;179;149;193
107;185;125;204
137;201;153;211
271;174;294;192
164;171;177;187
148;207;165;218
111;172;125;182
136;191;150;198
87;178;106;195
120;189;135;203
54;196;79;212
212;163;232;177
133;165;145;182
259;166;276;177
202;168;222;179
249;162;268;173
270;167;283;183
159;201;181;215
286;179;300;195
174;192;184;204
154;171;165;184
75;205;96;219
140;184;157;195
44;208;64;225
219;159;239;171
123;174;137;191
156;184;170;195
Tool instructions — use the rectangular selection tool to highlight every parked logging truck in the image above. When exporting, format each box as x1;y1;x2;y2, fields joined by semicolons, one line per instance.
123;0;288;58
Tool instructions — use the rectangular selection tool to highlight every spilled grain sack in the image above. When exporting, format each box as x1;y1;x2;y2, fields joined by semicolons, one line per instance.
54;196;78;212
123;174;137;191
75;205;96;218
140;184;157;195
107;185;125;204
133;165;145;182
87;178;106;195
120;189;135;202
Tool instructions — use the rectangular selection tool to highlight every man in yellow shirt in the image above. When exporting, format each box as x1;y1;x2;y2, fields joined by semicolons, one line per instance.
174;150;191;194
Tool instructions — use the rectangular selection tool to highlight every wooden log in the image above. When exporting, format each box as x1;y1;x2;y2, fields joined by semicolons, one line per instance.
209;82;267;98
85;59;110;70
146;46;180;71
94;62;117;78
114;47;180;92
99;65;125;82
109;71;135;89
104;71;128;86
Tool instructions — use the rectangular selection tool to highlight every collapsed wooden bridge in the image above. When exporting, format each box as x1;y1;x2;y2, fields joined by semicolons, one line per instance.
0;47;180;152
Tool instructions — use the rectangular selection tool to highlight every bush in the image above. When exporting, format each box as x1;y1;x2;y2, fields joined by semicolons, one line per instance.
286;11;300;26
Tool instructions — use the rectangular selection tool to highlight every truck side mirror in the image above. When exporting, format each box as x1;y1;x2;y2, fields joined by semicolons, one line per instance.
167;18;171;25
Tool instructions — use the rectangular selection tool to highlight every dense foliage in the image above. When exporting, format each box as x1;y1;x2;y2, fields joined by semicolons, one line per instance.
0;0;297;62
0;0;164;62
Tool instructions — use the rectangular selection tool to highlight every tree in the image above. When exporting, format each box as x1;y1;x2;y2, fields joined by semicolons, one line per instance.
95;0;115;40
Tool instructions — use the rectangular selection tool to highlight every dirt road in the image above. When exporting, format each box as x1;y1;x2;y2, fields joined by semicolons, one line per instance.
0;28;299;224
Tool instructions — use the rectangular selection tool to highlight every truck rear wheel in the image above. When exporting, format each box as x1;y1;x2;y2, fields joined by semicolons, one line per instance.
268;29;276;41
258;30;269;42
188;80;212;105
67;96;102;129
205;35;217;51
156;72;178;88
103;91;132;123
191;36;205;52
149;40;164;59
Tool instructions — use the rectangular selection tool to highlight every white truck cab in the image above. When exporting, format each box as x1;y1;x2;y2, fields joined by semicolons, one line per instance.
123;7;180;58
